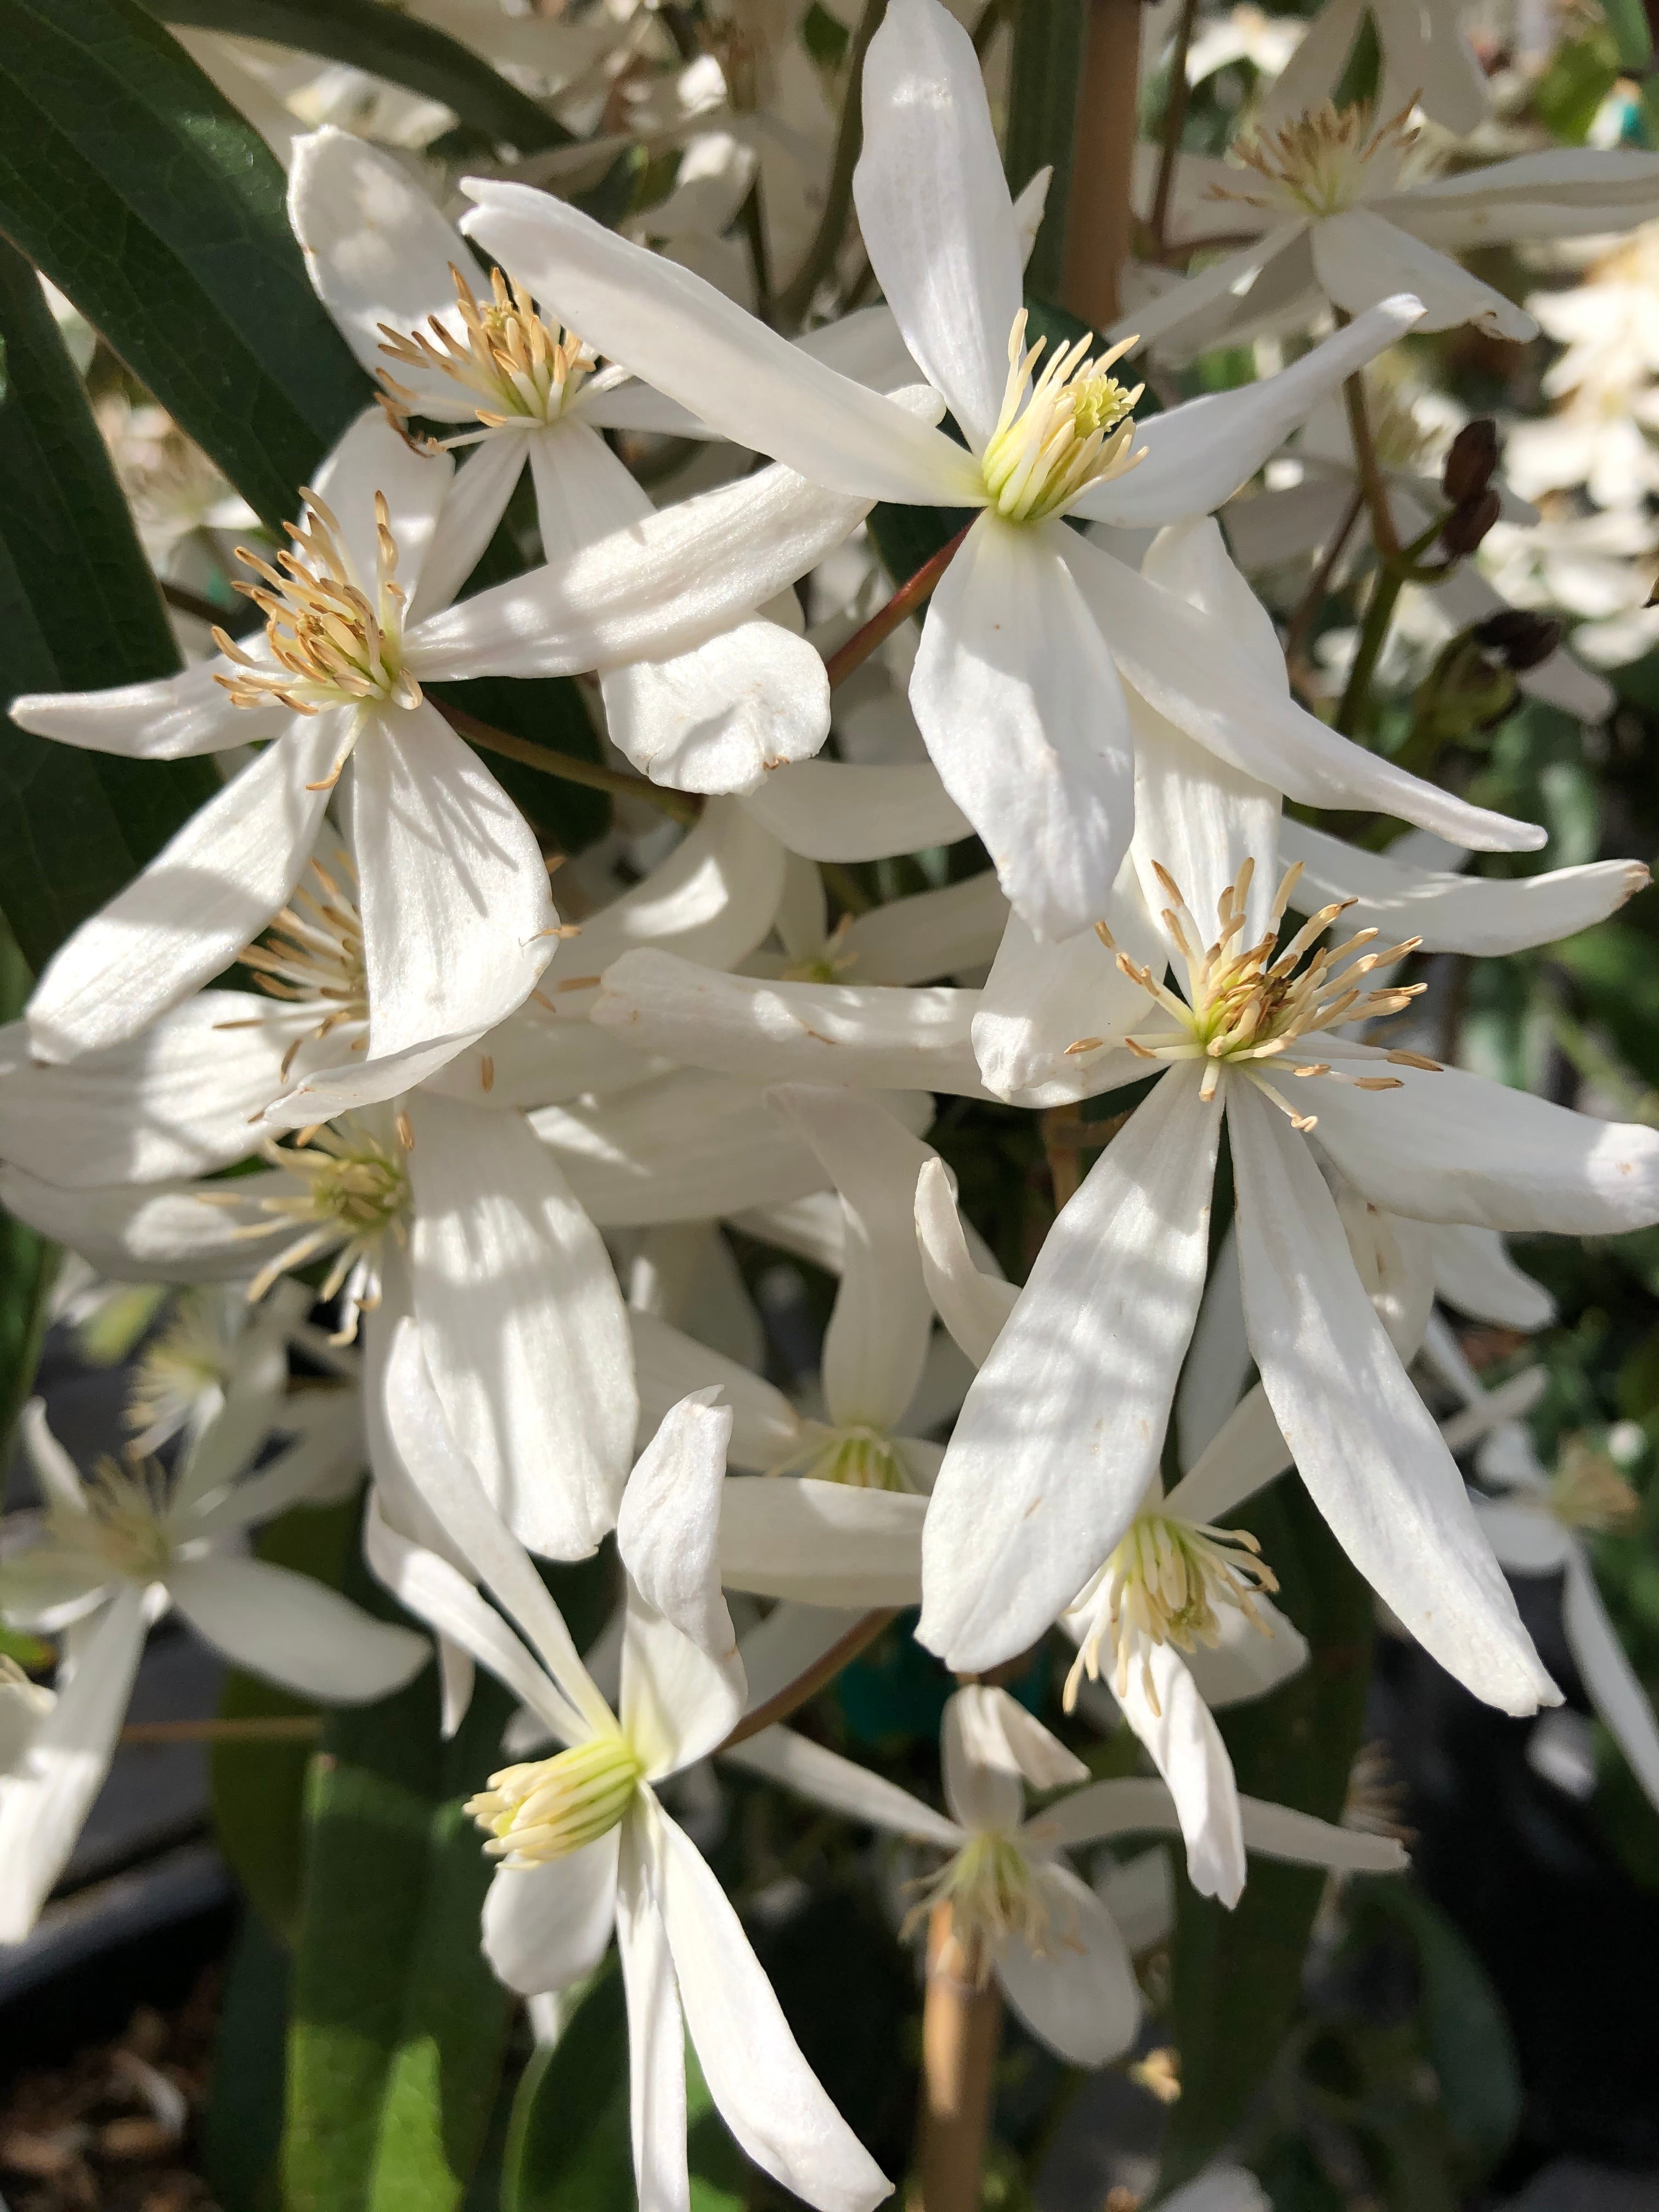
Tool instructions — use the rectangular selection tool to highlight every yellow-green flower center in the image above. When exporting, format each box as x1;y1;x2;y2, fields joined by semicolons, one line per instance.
774;1424;915;1491
467;1734;642;1866
907;1832;1057;1978
49;1458;174;1585
1064;1510;1278;1714
979;311;1143;524
1220;99;1419;220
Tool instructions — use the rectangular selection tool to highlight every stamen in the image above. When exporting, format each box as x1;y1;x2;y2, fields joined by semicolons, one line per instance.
467;1734;641;1867
377;263;597;444
902;1832;1063;1982
769;1425;916;1492
1064;1512;1279;1715
979;310;1146;523
1215;98;1420;220
228;851;368;1079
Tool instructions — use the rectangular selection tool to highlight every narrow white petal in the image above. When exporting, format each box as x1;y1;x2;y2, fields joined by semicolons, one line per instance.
408;1090;637;1559
1157;2168;1270;2212
8;658;278;759
723;1723;959;1844
1176;1223;1250;1470
941;1686;1024;1833
410;432;529;623
167;1554;427;1701
0;1166;289;1283
311;408;455;602
460;181;978;505
620;1582;744;1781
1427;1223;1555;1331
26;712;347;1063
921;1068;1219;1671
914;1156;1017;1369
1229;1082;1559;1716
1469;1495;1572;1574
1182;1596;1309;1712
20;1402;88;1519
844;870;1008;985
911;517;1136;943
1115;1635;1245;1905
629;1310;803;1472
481;1832;619;1995
972;887;1158;1107
346;706;555;1063
741;759;970;861
853;0;1022;447
718;1477;925;1607
1235;1795;1408;1875
616;1391;737;1661
1311;210;1537;342
1563;1550;1659;1814
567;798;787;990
653;1802;891;2212
996;1863;1141;2067
617;1827;692;2212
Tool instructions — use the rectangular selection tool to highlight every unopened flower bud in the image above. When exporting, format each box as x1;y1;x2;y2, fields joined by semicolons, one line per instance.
1441;419;1499;504
1439;486;1502;558
1472;608;1561;671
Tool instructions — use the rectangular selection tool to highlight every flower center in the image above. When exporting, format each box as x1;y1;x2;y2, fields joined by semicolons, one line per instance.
773;1424;915;1491
379;263;597;445
466;1733;641;1866
1546;1441;1639;1533
1217;99;1418;219
126;1292;238;1455
980;311;1144;524
49;1458;174;1585
780;914;858;986
228;850;369;1081
213;489;420;719
1082;858;1437;1133
906;1832;1057;1979
1064;1511;1278;1714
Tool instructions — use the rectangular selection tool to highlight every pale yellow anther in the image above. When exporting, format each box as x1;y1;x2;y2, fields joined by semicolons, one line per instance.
467;1734;642;1866
378;263;597;443
1216;98;1420;220
1065;1513;1278;1718
1547;1441;1639;1534
224;853;367;1080
980;311;1145;523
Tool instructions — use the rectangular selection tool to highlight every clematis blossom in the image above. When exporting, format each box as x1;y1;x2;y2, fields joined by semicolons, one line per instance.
367;1322;889;2212
458;0;1549;942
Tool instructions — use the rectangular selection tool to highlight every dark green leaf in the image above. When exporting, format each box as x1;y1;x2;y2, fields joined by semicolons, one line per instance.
0;232;224;969
1156;1477;1376;2196
201;1908;290;2212
0;0;370;527
1003;0;1086;302
142;0;575;153
0;929;55;1470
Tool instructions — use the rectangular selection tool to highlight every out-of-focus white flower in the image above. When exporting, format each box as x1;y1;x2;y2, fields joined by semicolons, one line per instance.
1258;0;1491;137
0;1657;54;1778
1186;4;1306;94
0;1396;426;1942
1507;223;1659;507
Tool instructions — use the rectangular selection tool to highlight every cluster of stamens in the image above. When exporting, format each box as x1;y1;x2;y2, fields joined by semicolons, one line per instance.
213;489;419;726
772;1423;915;1492
980;311;1144;524
378;263;597;446
217;852;369;1080
1064;1511;1278;1716
126;1292;236;1456
466;1735;641;1866
1217;99;1419;219
905;1832;1060;1981
49;1458;175;1584
1546;1440;1639;1533
1075;859;1437;1133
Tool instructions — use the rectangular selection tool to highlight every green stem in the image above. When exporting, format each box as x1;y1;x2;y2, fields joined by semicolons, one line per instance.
773;0;887;330
435;700;700;825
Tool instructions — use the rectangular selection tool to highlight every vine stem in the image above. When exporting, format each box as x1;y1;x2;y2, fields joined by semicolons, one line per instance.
773;0;887;330
1283;483;1364;702
912;1906;1003;2212
825;523;974;690
121;1716;321;1745
1060;0;1144;328
719;1609;898;1750
433;699;701;825
1149;0;1200;252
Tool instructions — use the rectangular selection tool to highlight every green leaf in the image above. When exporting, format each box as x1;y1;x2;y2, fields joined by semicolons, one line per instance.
0;232;224;970
0;0;370;528
1602;0;1653;72
201;1908;290;2212
1156;1477;1376;2196
1003;0;1086;302
142;0;575;153
501;1955;744;2212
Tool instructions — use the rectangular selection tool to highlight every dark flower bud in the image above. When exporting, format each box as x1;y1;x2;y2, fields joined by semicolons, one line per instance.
1439;486;1502;558
1442;419;1499;504
1472;607;1561;671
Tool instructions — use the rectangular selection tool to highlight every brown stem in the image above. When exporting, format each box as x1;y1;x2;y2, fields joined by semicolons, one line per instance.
1340;359;1400;562
911;1904;1003;2212
720;1608;897;1749
120;1716;321;1746
1060;0;1145;329
1283;483;1365;698
1149;0;1199;252
433;699;701;825
825;523;974;690
774;0;887;330
162;578;250;633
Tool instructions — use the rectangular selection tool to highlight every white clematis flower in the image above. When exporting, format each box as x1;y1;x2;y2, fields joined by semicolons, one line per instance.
0;1396;426;1943
457;0;1549;942
289;127;833;798
367;1322;890;2212
12;404;871;1066
729;1683;1406;2063
920;736;1659;1709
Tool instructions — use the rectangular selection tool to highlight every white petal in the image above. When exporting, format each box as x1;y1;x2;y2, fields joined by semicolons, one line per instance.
1235;1793;1408;1876
741;759;970;861
718;1477;925;1606
1079;295;1424;527
1131;715;1280;961
0;1588;146;1943
1470;1495;1572;1575
8;658;279;759
346;705;555;1063
652;1801;891;2212
408;459;878;681
996;1862;1141;2067
289;127;487;407
410;432;529;623
1228;1081;1558;1716
617;1825;692;2212
769;1085;937;1432
852;0;1022;448
1278;817;1646;955
723;1723;959;1844
25;712;346;1063
1064;533;1546;856
0;996;320;1186
1163;1384;1291;1529
1307;1060;1659;1233
1182;1596;1310;1712
311;408;455;604
1176;1222;1249;1469
482;1832;620;1996
620;1580;744;1781
20;1402;88;1520
629;1310;802;1472
1156;2169;1269;2212
1115;1634;1245;1905
940;1685;1024;1833
566;798;787;991
1256;0;1362;127
972;887;1157;1107
591;950;988;1096
616;1391;737;1662
914;1155;1017;1369
1104;223;1307;353
911;517;1136;942
1427;1223;1555;1331
461;182;977;505
920;1068;1219;1672
603;621;831;795
1311;210;1536;342
0;1165;288;1283
408;1090;637;1559
844;870;1008;985
167;1554;427;1701
1563;1550;1659;1814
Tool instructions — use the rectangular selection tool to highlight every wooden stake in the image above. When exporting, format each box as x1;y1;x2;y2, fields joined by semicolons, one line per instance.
1060;0;1144;330
911;1904;1003;2212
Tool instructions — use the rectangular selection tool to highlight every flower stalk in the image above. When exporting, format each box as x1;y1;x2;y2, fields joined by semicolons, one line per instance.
912;1901;1005;2212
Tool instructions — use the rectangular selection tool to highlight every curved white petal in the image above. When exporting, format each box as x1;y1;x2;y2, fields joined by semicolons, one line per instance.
920;1067;1219;1672
1229;1081;1558;1716
723;1722;958;1844
410;431;529;623
843;869;1008;985
26;712;347;1064
1183;1596;1310;1711
1470;1494;1572;1575
1176;1223;1249;1469
617;1391;736;1663
629;1309;803;1471
482;1831;620;1995
996;1862;1141;2067
972;885;1157;1107
1235;1794;1408;1876
617;1820;692;2212
167;1554;427;1701
717;1477;926;1607
310;408;455;604
0;1165;288;1283
1163;1384;1294;1532
605;622;832;795
1427;1222;1555;1330
1562;1549;1659;1814
1115;1634;1246;1905
1311;208;1536;342
568;798;787;992
911;517;1136;942
914;1156;1017;1369
853;0;1022;448
741;759;970;861
8;657;280;759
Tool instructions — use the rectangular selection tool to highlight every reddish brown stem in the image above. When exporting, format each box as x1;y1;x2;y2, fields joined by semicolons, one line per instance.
719;1609;898;1749
825;524;974;690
